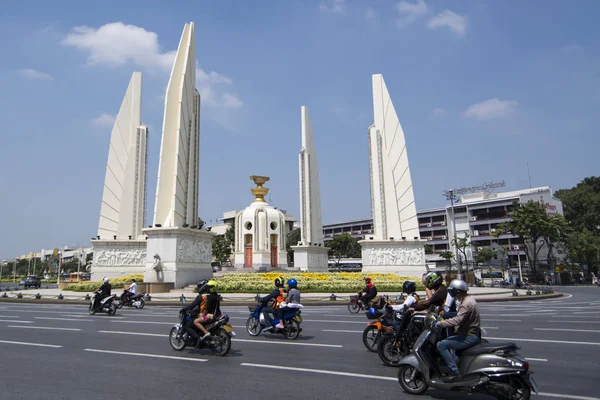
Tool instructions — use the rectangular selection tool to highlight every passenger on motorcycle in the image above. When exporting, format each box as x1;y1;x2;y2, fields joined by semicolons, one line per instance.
433;279;481;382
180;280;209;340
181;279;220;341
275;278;303;329
414;272;450;313
358;277;378;307
94;277;111;311
120;279;137;304
260;277;287;330
389;280;420;312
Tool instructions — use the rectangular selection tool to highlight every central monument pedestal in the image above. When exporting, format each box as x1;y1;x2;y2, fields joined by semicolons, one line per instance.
360;240;426;276
143;227;215;289
90;239;147;280
292;245;329;271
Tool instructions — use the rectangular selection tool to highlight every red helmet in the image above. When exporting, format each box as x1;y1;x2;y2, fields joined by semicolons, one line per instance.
364;277;372;284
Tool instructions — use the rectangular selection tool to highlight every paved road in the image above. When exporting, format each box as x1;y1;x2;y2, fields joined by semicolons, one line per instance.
0;287;598;400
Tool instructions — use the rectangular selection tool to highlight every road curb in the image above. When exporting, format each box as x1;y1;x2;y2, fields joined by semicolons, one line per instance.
0;292;564;307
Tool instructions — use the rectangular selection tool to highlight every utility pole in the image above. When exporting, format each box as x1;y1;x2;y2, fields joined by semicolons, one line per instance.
446;189;462;280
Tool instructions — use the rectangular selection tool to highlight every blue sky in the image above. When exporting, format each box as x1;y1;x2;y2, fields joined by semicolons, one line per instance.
1;0;599;259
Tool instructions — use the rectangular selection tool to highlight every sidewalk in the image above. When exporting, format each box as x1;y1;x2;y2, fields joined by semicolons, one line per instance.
0;286;561;305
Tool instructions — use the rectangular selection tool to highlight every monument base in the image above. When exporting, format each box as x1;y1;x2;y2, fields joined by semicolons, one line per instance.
91;239;147;280
292;245;329;271
359;239;427;276
143;227;215;289
233;250;289;271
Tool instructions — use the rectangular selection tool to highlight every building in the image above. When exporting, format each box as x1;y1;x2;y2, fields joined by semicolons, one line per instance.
208;209;296;237
323;186;563;270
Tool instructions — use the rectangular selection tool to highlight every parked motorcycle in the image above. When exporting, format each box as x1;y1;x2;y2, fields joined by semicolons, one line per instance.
169;310;235;356
377;307;428;366
397;313;538;400
88;292;117;316
246;303;302;340
117;292;146;309
362;308;396;352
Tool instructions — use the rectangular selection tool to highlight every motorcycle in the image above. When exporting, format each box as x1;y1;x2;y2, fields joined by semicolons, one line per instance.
362;308;397;352
348;294;387;314
377;307;428;366
397;313;538;400
169;310;235;356
246;303;302;340
88;292;117;316
117;292;146;309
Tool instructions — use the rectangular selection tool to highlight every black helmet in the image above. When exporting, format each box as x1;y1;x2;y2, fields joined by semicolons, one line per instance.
402;280;416;294
197;279;209;293
274;277;285;288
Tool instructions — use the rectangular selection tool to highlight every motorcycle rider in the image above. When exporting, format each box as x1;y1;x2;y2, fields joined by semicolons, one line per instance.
433;279;481;382
94;277;112;311
275;278;302;329
414;272;446;312
358;277;378;307
180;279;219;341
120;278;137;305
180;280;209;341
260;277;286;330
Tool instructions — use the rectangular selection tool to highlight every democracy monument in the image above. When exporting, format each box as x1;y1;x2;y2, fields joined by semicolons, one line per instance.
89;21;426;289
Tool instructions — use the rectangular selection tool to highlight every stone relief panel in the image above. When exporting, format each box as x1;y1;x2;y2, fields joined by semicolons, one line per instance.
95;249;147;267
307;252;328;267
177;238;212;263
366;247;424;266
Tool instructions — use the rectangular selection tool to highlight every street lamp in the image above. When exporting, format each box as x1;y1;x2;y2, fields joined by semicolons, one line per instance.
445;189;462;280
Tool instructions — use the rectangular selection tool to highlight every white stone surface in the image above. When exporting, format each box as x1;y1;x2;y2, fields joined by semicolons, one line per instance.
368;74;420;241
153;22;200;228
292;245;329;272
298;106;324;246
143;227;214;288
91;240;147;280
98;72;147;240
360;240;426;276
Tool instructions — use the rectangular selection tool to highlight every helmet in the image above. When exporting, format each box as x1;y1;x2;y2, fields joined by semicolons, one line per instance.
197;279;209;293
287;278;298;289
422;272;443;290
103;277;109;283
402;280;416;294
367;307;378;318
364;277;372;284
274;277;285;287
448;279;468;297
206;279;218;293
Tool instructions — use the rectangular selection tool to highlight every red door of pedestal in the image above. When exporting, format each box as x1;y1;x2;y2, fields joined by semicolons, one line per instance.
271;246;278;268
244;246;252;268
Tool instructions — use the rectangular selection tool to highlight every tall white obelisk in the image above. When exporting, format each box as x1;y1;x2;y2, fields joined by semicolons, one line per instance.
91;72;148;280
143;21;214;289
292;106;329;271
360;74;426;275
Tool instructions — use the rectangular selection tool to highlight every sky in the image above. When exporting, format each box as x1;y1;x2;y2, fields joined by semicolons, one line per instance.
1;0;599;260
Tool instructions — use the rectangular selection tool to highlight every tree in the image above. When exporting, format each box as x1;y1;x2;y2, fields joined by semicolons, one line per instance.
475;248;494;267
564;229;600;275
555;176;600;236
424;244;433;255
326;233;361;264
212;235;232;263
452;233;471;283
285;228;302;265
439;250;454;281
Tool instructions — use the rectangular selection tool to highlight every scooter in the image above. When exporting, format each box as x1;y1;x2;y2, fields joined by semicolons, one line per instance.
397;313;538;400
246;303;302;340
89;291;117;316
117;291;146;309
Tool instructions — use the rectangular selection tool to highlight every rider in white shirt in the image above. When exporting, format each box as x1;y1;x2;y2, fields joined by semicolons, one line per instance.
129;280;137;295
121;279;137;304
390;281;420;312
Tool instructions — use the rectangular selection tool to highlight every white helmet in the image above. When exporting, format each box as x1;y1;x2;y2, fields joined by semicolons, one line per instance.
103;277;109;283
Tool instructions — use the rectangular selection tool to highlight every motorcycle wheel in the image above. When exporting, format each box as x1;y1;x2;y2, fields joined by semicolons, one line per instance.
108;304;117;316
378;336;407;367
88;304;96;315
492;376;531;400
169;326;186;351
246;316;261;336
137;299;145;309
362;326;380;352
210;328;232;356
398;365;428;395
283;319;300;340
347;301;361;314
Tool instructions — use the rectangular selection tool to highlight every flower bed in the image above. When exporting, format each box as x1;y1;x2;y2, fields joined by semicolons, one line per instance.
64;274;143;292
213;272;424;293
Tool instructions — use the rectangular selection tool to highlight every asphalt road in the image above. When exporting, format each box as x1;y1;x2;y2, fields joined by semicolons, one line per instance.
0;287;598;400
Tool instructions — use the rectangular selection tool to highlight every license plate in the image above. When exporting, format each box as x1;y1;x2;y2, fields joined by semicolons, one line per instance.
296;315;303;323
223;324;234;333
528;375;539;393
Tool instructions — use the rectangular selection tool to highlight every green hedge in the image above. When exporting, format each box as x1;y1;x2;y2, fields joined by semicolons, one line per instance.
64;274;143;292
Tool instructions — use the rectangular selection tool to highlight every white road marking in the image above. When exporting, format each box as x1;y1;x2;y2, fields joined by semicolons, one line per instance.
0;319;34;323
98;330;167;337
548;320;600;324
524;357;547;362
573;311;600;315
482;327;499;330
229;316;366;324
233;339;342;348
111;320;173;325
241;363;396;381
83;348;207;362
35;317;94;322
323;329;363;333
486;336;600;346
538;392;600;400
0;315;20;318
482;319;522;322
7;325;81;331
534;328;600;333
0;339;62;348
481;314;530;318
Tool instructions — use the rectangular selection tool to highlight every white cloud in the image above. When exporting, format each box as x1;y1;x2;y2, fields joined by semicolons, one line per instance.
63;22;243;109
432;108;447;117
365;8;377;21
427;10;467;35
395;0;429;27
17;68;53;80
463;99;518;121
91;113;116;127
319;0;346;14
